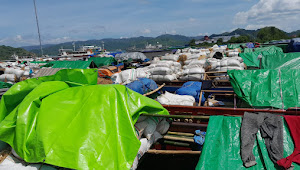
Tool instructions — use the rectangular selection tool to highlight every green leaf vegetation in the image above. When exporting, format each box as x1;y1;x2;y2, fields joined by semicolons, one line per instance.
0;45;35;61
256;26;289;42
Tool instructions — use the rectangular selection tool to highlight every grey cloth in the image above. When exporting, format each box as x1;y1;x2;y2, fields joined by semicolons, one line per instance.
241;112;284;167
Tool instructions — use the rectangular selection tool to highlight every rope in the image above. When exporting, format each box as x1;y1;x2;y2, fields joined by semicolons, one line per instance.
278;69;284;110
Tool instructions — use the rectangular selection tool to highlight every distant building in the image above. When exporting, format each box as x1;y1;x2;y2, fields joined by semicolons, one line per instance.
211;34;240;43
195;34;240;45
204;35;209;41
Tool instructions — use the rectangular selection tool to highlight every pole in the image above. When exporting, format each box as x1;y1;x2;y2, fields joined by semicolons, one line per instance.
33;0;43;57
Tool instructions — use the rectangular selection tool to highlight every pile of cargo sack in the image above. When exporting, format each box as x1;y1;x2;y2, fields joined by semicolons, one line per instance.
148;60;181;82
132;116;170;170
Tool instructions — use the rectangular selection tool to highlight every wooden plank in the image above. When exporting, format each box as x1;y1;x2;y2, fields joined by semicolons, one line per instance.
147;149;201;155
164;135;194;143
168;131;194;137
201;90;234;93
144;83;165;96
141;113;210;120
163;105;300;116
0;148;11;164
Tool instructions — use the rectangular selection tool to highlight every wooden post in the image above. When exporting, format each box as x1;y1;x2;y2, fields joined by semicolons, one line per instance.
198;73;207;106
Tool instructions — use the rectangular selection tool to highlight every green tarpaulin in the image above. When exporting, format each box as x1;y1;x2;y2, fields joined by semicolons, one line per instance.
261;52;300;69
42;60;96;69
0;81;12;89
88;57;116;67
243;46;283;54
228;69;300;109
239;46;283;67
227;43;246;49
196;116;299;170
0;69;168;169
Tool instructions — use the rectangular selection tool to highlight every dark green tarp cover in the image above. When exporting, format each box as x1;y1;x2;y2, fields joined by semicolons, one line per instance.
261;52;300;69
228;69;300;109
243;46;283;54
88;57;116;67
240;46;283;67
196;116;299;170
0;81;12;89
42;60;96;69
0;69;168;169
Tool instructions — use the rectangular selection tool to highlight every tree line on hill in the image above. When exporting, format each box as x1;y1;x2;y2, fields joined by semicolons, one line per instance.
0;45;35;61
0;26;299;58
190;26;300;47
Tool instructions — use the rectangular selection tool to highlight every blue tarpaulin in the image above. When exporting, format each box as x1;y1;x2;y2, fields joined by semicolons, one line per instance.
288;38;300;52
126;78;159;95
176;81;205;104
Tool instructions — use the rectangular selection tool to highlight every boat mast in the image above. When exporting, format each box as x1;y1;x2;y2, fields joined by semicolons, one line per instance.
33;0;43;57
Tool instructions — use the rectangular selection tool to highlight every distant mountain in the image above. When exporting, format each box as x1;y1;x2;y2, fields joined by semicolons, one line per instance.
0;45;35;61
210;28;258;38
210;27;300;41
23;34;203;56
22;44;56;51
20;27;300;56
288;30;300;37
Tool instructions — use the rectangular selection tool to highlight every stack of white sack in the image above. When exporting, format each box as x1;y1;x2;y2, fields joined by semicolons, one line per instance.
180;59;206;81
115;52;147;61
111;68;150;84
225;48;240;57
0;74;16;83
151;57;161;64
183;52;207;65
189;49;208;54
148;61;181;82
206;57;245;80
211;44;226;53
4;68;24;79
157;91;195;106
0;68;25;83
132;116;170;170
22;66;32;77
181;48;191;53
200;49;211;56
206;57;244;71
161;54;179;62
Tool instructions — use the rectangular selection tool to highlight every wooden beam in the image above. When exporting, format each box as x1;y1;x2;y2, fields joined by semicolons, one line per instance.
0;148;11;164
167;131;194;137
201;90;234;93
144;83;165;96
141;113;210;120
147;149;201;155
164;135;194;143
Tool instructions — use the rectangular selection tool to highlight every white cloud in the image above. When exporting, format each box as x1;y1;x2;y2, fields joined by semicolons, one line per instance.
0;35;78;47
233;0;300;31
141;28;151;34
189;18;196;22
245;24;269;30
167;30;177;34
15;35;22;41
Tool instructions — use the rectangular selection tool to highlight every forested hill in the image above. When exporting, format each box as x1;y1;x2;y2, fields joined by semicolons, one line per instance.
23;34;203;56
0;45;35;61
17;27;300;56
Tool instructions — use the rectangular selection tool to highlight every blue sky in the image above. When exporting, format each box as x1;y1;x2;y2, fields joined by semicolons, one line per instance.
0;0;299;47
